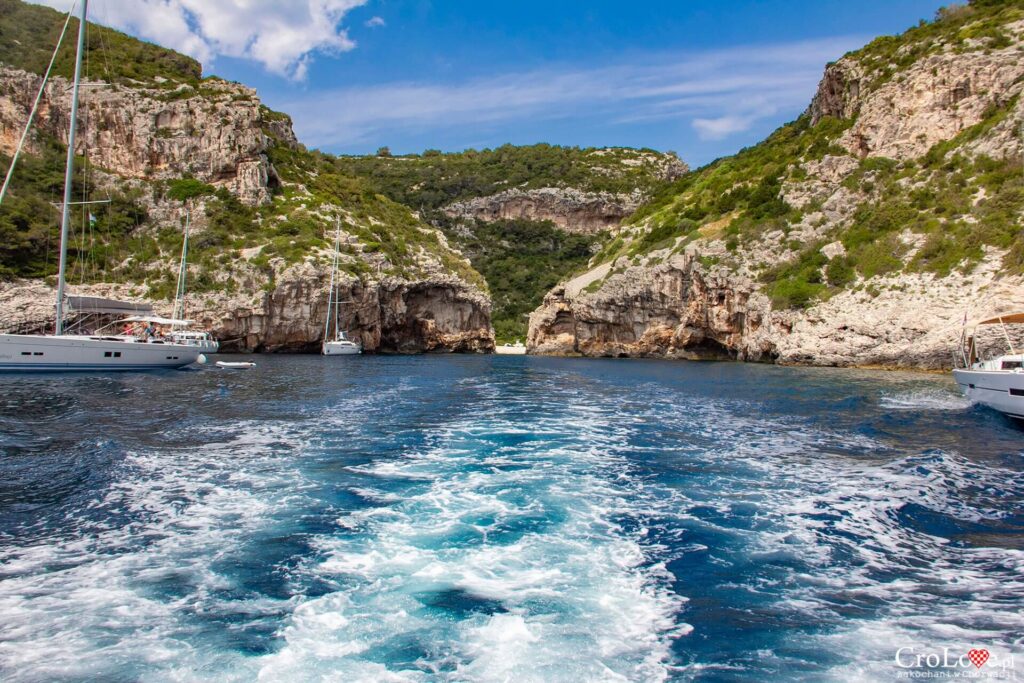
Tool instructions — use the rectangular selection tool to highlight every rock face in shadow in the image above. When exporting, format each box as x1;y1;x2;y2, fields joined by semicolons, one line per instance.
528;255;774;361
212;269;494;354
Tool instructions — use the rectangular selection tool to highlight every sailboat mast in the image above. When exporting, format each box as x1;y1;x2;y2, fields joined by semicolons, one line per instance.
54;0;88;335
174;211;190;326
323;219;340;343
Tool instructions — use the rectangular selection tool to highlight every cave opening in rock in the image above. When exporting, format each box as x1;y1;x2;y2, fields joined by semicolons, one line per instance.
684;336;737;361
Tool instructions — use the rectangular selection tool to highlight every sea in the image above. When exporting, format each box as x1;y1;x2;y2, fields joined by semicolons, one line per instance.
0;355;1021;682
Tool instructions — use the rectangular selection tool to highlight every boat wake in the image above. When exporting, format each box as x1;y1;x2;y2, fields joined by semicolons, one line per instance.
879;389;972;411
261;384;691;681
0;359;1020;681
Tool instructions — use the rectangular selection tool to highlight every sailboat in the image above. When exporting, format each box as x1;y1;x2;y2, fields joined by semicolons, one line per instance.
0;0;203;371
166;211;218;352
322;219;362;356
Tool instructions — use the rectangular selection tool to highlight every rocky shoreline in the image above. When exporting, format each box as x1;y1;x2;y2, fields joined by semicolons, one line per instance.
0;271;494;355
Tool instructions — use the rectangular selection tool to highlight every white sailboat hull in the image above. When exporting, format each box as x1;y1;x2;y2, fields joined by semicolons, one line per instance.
952;368;1024;419
322;341;361;356
0;334;202;372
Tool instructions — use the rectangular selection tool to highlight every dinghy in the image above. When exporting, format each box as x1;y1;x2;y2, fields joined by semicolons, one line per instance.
216;361;256;370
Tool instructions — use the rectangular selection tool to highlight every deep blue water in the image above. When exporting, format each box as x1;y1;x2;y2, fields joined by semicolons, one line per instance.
0;355;1021;682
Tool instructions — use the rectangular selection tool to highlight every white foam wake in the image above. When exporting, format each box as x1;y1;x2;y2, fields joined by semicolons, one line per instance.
880;389;971;411
258;387;691;682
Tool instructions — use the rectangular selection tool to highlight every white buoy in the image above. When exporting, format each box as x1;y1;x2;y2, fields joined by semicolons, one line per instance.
197;353;208;364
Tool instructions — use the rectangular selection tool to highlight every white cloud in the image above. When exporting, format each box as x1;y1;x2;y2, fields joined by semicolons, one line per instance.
365;16;386;28
30;0;367;80
280;37;864;149
692;114;762;140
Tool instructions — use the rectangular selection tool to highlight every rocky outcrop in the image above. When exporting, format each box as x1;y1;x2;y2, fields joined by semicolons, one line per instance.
809;61;863;124
528;254;773;360
0;269;494;354
444;187;645;235
0;66;290;205
529;249;1024;369
810;25;1024;160
441;150;688;235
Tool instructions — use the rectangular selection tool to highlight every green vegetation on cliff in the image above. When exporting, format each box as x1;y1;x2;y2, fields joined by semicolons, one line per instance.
0;0;201;85
0;135;485;295
334;144;681;211
335;144;679;340
595;0;1024;311
435;217;600;341
0;0;486;299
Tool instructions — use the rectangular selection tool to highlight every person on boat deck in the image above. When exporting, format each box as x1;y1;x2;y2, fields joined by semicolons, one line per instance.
144;322;155;341
121;322;135;337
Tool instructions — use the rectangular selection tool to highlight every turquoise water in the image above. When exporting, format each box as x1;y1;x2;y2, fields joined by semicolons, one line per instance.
0;356;1021;681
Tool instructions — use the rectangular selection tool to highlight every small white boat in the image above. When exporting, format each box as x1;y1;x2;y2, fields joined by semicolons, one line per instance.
216;361;255;370
495;341;527;355
323;332;361;356
321;219;362;357
952;312;1024;419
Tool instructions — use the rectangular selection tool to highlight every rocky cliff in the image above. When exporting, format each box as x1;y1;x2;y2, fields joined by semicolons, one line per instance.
335;145;687;340
0;0;493;353
443;187;644;235
0;269;492;354
530;1;1024;369
0;68;284;205
439;150;686;234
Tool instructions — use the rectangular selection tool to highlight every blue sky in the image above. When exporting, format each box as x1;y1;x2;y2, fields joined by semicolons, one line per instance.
39;0;949;167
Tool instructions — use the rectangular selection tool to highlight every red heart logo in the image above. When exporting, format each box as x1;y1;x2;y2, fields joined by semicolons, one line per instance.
968;649;989;668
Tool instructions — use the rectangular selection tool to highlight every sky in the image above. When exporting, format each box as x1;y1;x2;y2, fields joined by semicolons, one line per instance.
32;0;950;167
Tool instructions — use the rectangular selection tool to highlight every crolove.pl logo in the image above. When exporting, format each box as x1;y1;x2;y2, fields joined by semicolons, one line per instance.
895;647;1017;680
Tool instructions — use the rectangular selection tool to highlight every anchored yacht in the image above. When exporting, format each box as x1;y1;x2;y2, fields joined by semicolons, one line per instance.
0;0;202;372
952;313;1024;420
322;219;362;356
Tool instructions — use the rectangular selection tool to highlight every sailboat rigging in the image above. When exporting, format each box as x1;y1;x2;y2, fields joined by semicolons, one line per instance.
0;0;204;371
322;218;361;356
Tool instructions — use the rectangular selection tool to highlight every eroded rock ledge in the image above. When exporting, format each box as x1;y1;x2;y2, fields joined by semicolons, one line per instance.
527;252;1024;370
443;187;646;235
528;255;773;360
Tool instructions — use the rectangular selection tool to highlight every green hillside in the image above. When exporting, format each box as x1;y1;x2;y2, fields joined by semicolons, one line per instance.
594;0;1024;309
336;145;681;340
334;144;679;211
0;134;483;295
0;0;483;296
0;0;201;85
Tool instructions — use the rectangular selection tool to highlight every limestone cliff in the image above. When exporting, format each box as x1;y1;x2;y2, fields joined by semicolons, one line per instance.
443;187;644;235
0;67;285;206
440;150;687;234
530;1;1024;369
0;270;492;354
